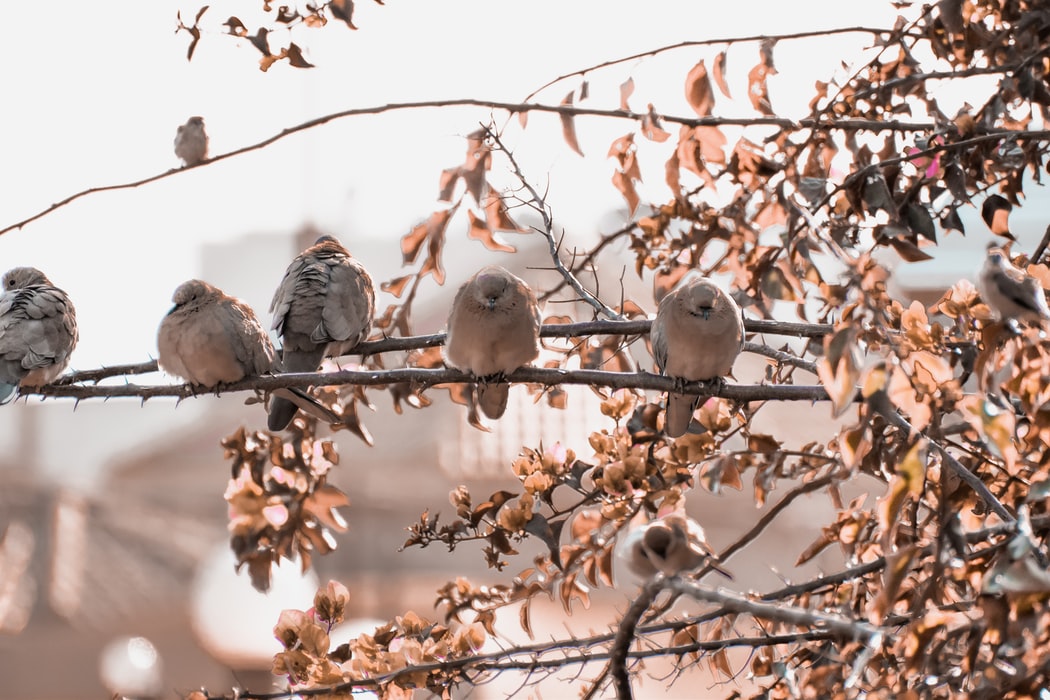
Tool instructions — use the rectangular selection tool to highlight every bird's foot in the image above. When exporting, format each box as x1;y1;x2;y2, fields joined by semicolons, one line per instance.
480;371;508;385
702;376;727;395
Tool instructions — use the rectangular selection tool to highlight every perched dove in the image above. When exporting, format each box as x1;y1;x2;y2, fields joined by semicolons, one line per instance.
0;267;78;403
651;275;744;438
617;511;727;581
157;279;275;387
268;235;375;431
977;248;1050;325
444;266;541;420
174;116;209;166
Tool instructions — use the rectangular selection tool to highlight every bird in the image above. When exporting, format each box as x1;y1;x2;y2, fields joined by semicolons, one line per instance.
617;511;728;581
443;265;541;420
650;275;744;438
268;235;375;431
157;279;275;387
0;267;78;403
976;248;1050;326
174;116;209;166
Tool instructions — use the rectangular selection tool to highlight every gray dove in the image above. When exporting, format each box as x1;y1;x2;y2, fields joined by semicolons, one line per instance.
977;248;1050;325
443;266;541;420
157;279;275;387
268;235;375;431
0;267;78;403
651;275;743;438
174;116;208;166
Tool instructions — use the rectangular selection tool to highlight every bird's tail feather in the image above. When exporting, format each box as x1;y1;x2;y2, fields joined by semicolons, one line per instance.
477;383;509;420
664;392;702;438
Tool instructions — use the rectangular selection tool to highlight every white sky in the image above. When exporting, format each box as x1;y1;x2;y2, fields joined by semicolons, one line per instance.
1;1;909;370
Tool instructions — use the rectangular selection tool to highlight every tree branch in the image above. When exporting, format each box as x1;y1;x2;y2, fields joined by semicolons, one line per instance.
29;365;836;402
669;578;887;641
50;318;828;387
521;26;907;102
1;99;945;237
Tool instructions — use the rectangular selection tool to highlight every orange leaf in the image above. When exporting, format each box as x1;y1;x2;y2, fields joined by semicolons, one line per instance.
611;170;640;214
641;104;670;142
467;210;515;253
380;275;413;298
560;91;584;156
981;194;1013;237
619;77;635;111
747;63;774;115
401;219;430;264
484;188;527;233
438;167;460;202
684;60;715;117
712;50;731;98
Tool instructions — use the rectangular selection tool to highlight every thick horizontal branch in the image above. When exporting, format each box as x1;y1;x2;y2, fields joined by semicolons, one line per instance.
53;318;828;387
30;365;834;402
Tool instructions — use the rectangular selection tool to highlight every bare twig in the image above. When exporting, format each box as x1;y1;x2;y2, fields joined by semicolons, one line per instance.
700;472;838;577
539;224;637;303
485;124;623;320
669;578;887;641
521;26;906;103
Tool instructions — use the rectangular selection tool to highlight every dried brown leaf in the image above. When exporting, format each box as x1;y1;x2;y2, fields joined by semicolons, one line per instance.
684;60;715;117
560;91;584;156
467;210;515;253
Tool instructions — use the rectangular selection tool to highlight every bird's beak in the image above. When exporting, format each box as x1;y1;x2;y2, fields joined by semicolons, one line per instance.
487;297;497;311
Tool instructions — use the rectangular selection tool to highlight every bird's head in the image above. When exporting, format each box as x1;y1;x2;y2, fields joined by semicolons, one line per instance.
171;279;217;308
2;267;51;291
684;279;722;320
474;268;511;310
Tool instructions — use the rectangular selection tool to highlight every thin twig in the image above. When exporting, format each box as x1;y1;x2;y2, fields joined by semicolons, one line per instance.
1;98;945;236
670;578;887;640
485;124;623;320
521;26;905;103
700;472;838;577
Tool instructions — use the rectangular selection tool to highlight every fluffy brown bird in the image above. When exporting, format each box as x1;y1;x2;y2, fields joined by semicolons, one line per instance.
0;267;78;403
268;235;375;431
618;511;727;580
651;275;744;437
174;116;209;166
444;266;541;420
977;248;1050;326
157;279;275;387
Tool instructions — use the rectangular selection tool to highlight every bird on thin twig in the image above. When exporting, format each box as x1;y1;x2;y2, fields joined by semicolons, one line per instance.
268;235;375;431
650;275;744;437
444;265;541;420
617;510;730;582
174;116;209;166
0;267;78;403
